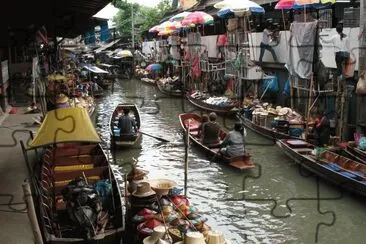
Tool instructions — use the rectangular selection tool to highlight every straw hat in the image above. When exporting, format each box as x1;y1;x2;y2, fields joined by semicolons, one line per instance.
278;107;292;116
206;230;231;244
132;182;156;198
143;226;166;244
127;167;149;181
184;232;206;244
268;108;277;115
149;179;177;196
56;93;69;104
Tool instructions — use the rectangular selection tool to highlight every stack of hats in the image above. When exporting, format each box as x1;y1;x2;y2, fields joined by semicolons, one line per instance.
130;182;157;212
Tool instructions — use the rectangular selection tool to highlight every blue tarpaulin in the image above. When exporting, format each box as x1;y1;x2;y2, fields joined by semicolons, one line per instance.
100;21;111;42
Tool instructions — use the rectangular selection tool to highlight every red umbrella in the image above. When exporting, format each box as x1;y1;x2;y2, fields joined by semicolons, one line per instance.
181;11;214;26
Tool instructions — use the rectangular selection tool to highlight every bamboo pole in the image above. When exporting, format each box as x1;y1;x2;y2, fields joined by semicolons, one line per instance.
22;180;44;244
184;120;190;197
305;73;314;139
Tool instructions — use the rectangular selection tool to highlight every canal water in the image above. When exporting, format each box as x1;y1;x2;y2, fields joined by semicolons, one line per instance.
94;79;365;244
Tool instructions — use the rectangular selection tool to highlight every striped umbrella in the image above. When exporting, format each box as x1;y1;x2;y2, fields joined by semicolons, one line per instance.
149;25;160;33
181;11;214;26
169;11;192;22
275;0;336;9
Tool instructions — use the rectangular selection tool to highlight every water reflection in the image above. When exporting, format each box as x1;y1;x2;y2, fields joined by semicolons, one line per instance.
94;79;366;244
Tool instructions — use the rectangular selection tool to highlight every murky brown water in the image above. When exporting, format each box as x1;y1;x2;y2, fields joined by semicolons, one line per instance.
94;79;366;244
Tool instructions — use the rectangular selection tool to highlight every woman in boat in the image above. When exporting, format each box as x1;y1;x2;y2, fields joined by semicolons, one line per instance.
200;112;221;146
197;114;209;138
220;122;246;158
311;110;331;147
118;108;138;135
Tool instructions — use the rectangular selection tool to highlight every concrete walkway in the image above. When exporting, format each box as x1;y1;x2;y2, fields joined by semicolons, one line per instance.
0;107;41;244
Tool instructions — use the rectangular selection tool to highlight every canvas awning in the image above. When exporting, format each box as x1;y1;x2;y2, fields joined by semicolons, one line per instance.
94;39;121;54
29;107;102;148
81;64;109;73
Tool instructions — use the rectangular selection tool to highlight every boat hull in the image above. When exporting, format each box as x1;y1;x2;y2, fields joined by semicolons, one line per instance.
277;139;366;197
179;113;254;169
186;95;238;116
110;104;142;148
33;143;125;243
239;114;295;140
156;80;182;97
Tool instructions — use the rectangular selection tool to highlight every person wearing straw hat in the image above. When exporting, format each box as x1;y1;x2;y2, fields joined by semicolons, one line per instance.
55;93;70;109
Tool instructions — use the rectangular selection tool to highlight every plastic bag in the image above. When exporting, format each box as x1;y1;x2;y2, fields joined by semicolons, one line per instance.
359;137;366;151
262;75;279;93
355;70;366;95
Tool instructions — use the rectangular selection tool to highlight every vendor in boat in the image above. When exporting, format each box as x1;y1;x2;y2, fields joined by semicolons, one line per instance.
200;112;221;145
309;110;331;147
118;108;138;135
220;122;246;158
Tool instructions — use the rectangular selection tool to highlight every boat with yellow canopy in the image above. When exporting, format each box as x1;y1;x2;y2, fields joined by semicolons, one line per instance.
20;107;125;243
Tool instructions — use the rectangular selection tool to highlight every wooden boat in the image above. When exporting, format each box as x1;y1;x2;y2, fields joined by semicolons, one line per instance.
344;141;366;164
179;112;255;170
237;113;297;140
110;103;142;148
277;139;366;196
186;94;239;116
140;77;156;85
156;79;182;97
20;107;125;243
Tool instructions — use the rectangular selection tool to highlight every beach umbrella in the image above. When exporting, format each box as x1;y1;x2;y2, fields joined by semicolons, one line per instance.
181;11;214;26
145;63;162;72
117;50;133;57
169;11;192;22
158;20;182;31
149;25;160;33
158;29;179;36
214;0;265;14
274;0;336;9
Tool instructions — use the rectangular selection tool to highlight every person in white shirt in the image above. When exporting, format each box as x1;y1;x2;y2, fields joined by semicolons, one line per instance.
259;23;278;64
331;23;350;77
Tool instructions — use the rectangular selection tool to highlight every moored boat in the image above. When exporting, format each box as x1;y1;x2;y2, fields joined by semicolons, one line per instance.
20;107;125;243
277;139;366;196
344;141;366;165
140;77;156;85
238;113;297;140
110;103;142;148
186;94;238;116
179;112;254;170
156;78;182;97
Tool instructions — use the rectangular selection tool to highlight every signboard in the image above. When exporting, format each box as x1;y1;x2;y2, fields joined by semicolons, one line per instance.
1;60;9;84
179;0;197;10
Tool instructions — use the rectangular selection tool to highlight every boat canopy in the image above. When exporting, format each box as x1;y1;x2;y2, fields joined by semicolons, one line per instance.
29;107;102;148
81;63;109;74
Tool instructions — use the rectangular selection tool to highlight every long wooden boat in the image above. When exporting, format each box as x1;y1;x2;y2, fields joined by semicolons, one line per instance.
20;107;125;243
344;141;366;164
179;112;255;170
140;77;156;85
277;139;366;196
186;94;239;116
237;113;296;140
156;79;182;97
110;103;142;148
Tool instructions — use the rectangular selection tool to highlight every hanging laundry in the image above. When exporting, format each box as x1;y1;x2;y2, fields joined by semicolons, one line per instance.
192;54;201;80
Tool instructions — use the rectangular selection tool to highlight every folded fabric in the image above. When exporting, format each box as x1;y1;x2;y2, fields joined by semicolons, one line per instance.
324;163;342;172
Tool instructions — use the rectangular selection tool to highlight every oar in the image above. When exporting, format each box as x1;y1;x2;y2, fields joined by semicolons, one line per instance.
140;131;170;142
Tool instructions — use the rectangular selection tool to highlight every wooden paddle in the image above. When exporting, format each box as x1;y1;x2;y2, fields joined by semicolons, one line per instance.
140;131;170;142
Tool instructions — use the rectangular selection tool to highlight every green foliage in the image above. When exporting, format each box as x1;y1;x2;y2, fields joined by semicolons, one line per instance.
113;0;174;40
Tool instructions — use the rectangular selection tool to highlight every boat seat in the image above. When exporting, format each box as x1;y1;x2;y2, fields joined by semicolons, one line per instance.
294;148;313;154
324;163;343;172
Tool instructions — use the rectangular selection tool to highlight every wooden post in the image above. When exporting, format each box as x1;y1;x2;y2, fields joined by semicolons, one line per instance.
184;120;190;197
22;180;44;244
290;75;294;109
